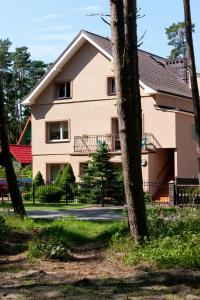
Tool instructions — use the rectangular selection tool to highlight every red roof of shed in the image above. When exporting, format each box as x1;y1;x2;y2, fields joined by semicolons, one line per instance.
9;145;32;164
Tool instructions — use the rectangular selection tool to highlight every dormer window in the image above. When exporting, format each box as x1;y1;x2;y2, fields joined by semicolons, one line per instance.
56;82;71;98
107;77;116;95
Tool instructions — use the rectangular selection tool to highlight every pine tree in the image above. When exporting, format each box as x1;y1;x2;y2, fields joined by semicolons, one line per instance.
54;168;63;186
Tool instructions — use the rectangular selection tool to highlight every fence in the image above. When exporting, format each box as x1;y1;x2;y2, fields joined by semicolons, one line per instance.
1;179;200;206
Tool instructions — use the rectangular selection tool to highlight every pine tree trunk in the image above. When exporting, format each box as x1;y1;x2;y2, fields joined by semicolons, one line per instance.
110;0;148;243
0;81;26;217
183;0;200;183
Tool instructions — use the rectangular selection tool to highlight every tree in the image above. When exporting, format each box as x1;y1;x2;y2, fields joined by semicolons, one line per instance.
80;142;116;205
165;21;195;59
109;0;148;243
33;171;45;186
183;0;200;183
0;81;26;217
0;40;48;143
59;164;75;201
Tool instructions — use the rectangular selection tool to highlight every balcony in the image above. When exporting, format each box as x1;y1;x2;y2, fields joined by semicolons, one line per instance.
74;133;161;153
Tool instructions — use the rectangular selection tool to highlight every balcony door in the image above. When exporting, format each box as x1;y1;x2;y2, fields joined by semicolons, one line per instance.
111;118;120;151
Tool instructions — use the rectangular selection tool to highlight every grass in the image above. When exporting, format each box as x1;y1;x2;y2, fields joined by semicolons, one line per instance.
111;207;200;269
2;206;200;268
0;201;92;212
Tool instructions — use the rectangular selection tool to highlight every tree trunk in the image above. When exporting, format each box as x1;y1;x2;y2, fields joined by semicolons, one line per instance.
0;81;26;217
183;0;200;183
110;0;148;243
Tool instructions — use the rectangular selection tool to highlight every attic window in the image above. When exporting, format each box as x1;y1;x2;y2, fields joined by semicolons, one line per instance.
107;77;116;95
56;82;71;98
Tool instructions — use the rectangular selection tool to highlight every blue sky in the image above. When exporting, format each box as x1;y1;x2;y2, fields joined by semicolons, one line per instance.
1;0;200;69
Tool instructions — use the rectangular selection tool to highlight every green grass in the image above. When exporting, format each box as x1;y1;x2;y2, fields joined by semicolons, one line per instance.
0;201;92;212
111;207;200;269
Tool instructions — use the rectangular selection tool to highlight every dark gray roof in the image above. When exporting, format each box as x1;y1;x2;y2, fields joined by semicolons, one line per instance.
83;30;192;99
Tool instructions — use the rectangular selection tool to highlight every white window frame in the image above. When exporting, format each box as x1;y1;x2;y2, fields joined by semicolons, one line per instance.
47;121;69;142
107;77;116;95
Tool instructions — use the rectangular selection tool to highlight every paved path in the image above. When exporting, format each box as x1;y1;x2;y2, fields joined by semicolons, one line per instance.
27;207;126;221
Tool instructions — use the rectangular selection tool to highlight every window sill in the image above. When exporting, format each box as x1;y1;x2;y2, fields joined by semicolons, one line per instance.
46;139;70;144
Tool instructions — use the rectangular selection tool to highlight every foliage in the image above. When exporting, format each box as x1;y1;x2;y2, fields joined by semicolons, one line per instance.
111;207;200;269
58;164;76;200
17;165;32;178
165;21;195;59
78;142;117;203
33;171;45;186
0;166;5;178
0;39;48;143
35;185;63;203
0;215;8;238
54;168;63;186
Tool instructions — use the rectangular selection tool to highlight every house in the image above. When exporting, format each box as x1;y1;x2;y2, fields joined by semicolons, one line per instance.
22;30;197;201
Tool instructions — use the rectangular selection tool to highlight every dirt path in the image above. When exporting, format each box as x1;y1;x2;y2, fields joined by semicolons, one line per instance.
1;246;200;300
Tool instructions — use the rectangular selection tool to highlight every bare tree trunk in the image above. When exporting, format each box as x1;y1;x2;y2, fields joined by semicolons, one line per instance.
183;0;200;183
0;81;26;217
110;0;148;243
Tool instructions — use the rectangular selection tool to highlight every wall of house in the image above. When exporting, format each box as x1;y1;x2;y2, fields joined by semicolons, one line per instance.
141;96;176;148
175;112;198;178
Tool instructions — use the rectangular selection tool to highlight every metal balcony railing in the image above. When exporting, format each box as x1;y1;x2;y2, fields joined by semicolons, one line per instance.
74;133;161;153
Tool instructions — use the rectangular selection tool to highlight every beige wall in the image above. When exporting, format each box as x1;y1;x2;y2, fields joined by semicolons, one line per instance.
175;112;198;178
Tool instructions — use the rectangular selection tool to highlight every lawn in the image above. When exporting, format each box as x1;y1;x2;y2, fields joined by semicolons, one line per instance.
1;208;200;299
0;201;92;212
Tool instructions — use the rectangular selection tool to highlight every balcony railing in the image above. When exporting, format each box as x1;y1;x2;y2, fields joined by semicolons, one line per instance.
74;133;161;153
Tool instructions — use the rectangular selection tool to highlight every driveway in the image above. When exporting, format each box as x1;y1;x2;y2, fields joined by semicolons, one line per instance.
27;207;126;221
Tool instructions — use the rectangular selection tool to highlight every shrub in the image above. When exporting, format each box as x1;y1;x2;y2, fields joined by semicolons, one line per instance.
54;169;63;186
22;191;32;202
33;171;45;186
58;164;75;200
0;166;5;178
35;186;63;203
0;215;8;238
29;237;71;261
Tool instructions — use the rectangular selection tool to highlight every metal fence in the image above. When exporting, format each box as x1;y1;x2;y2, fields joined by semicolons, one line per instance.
2;178;200;206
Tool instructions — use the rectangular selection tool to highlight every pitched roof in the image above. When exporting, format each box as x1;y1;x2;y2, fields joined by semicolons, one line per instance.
22;30;192;105
9;145;32;164
17;116;31;145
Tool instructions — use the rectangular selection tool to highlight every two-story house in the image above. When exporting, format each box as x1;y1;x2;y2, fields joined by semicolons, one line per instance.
22;30;197;201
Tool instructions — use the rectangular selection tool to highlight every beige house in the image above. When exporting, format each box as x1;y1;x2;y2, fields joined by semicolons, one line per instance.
23;30;197;200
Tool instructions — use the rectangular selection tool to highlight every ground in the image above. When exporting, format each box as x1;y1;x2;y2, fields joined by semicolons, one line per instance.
1;232;200;300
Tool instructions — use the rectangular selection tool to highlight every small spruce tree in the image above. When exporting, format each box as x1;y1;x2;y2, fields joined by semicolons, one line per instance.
33;171;45;186
80;142;116;204
54;168;63;186
59;164;75;201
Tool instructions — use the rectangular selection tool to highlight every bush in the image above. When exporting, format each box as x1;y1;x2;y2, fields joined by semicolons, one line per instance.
0;215;8;238
58;164;75;200
54;169;63;186
35;186;63;203
29;236;71;261
22;191;32;202
33;171;45;186
16;165;32;178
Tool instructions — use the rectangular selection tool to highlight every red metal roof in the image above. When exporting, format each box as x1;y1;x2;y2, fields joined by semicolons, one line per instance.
9;145;32;164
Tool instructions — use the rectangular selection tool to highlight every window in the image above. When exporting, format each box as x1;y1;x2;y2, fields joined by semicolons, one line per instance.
56;82;71;98
107;77;116;95
47;121;69;142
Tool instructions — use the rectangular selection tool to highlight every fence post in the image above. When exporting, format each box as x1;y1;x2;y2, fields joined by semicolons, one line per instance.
168;180;175;206
32;184;35;205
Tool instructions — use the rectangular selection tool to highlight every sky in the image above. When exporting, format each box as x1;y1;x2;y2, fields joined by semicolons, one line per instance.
1;0;200;69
